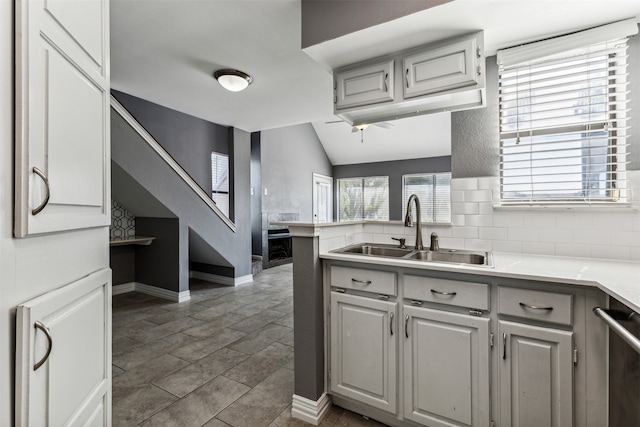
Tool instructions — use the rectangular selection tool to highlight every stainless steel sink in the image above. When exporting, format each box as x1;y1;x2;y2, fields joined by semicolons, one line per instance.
407;249;491;266
332;244;493;267
338;244;414;258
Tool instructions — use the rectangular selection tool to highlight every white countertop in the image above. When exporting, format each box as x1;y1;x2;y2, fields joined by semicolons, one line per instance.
321;251;640;312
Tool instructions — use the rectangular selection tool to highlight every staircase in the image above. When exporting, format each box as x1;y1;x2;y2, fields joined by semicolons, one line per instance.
110;97;252;292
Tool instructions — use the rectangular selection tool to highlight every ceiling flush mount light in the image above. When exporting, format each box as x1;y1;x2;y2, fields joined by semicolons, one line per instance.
213;69;253;92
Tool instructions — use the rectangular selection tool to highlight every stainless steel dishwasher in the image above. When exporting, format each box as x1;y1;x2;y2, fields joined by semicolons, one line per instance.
594;299;640;425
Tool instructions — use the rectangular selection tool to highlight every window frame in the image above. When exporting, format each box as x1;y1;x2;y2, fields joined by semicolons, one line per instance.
402;172;452;224
337;176;389;222
211;151;230;217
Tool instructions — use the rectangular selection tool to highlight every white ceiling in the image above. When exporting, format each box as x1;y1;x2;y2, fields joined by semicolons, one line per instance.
111;0;640;165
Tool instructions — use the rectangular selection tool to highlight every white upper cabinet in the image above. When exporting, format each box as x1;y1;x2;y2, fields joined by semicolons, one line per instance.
332;32;485;126
404;37;480;99
14;0;110;237
335;60;394;110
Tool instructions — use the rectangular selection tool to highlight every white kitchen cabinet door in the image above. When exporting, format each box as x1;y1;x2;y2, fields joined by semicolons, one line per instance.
335;60;394;110
14;0;110;237
403;306;490;427
330;292;397;414
16;268;112;427
403;36;479;99
498;320;574;427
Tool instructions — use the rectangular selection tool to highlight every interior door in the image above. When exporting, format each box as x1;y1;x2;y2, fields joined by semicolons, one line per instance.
313;173;333;223
16;269;112;426
14;0;110;237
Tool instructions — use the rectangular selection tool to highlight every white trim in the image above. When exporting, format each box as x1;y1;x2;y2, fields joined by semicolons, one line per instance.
291;393;332;426
111;282;191;302
190;271;253;286
110;95;236;232
112;282;136;295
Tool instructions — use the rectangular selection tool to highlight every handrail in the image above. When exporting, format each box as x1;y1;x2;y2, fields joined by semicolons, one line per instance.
593;307;640;355
110;95;236;232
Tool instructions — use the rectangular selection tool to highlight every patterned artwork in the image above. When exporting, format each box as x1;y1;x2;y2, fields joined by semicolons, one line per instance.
110;200;136;239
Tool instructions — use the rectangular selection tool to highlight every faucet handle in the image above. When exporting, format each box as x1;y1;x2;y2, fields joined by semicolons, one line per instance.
391;237;407;249
430;233;439;252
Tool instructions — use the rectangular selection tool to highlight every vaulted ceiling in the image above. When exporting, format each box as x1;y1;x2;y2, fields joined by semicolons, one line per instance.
111;0;640;164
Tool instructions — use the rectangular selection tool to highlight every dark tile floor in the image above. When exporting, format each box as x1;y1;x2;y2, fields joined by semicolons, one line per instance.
112;263;387;427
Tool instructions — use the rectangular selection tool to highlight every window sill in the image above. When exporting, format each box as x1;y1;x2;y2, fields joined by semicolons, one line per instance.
493;203;639;212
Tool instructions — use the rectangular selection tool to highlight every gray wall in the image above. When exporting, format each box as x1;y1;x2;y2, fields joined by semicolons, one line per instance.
135;218;183;292
301;0;452;48
261;123;332;222
452;31;640;177
251;133;263;256
110;246;135;285
112;90;229;194
333;156;451;221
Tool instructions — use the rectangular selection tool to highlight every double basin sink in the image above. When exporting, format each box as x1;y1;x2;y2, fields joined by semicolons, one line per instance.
332;243;493;268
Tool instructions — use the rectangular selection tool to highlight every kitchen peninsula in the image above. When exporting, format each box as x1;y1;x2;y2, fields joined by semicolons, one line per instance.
282;220;640;427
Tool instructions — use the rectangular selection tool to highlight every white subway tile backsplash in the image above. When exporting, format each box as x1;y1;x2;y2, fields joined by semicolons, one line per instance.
479;227;508;241
450;177;478;191
314;176;640;262
452;202;478;215
464;189;492;203
465;215;493;227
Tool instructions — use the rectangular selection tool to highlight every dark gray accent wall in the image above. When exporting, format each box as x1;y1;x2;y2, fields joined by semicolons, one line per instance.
110;245;135;285
292;236;325;401
301;0;452;48
333;156;451;221
452;30;640;177
112;90;229;194
251;132;262;256
135;217;183;292
261;124;332;222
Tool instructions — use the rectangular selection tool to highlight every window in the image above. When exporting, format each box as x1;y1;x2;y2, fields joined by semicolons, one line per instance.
402;173;451;223
211;152;229;217
338;176;389;221
498;23;632;204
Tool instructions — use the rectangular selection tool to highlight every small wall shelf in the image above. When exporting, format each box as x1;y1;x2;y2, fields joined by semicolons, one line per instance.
109;236;155;247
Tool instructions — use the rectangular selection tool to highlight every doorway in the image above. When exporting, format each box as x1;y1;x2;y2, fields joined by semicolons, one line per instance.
312;173;333;223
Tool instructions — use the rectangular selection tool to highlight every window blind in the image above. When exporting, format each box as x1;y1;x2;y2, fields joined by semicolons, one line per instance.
211;152;229;216
498;31;632;204
402;173;451;223
338;176;389;221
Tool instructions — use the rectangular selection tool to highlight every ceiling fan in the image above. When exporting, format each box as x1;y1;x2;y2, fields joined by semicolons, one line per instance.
325;120;393;143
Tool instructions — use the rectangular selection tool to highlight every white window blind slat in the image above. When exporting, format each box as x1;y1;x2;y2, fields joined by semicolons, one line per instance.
402;173;451;224
211;152;230;217
498;32;630;204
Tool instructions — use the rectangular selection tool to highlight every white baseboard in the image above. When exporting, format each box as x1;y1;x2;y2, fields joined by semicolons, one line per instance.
291;393;331;426
112;282;136;295
112;282;190;302
190;271;253;286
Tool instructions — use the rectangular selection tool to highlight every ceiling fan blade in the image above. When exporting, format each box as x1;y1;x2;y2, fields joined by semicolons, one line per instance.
374;122;393;129
325;120;344;124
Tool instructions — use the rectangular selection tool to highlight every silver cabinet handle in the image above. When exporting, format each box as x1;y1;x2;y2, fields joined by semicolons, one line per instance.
31;167;50;215
34;321;53;371
519;302;553;311
384;73;388;92
405;68;409;88
405;314;410;338
431;289;457;296
502;333;507;360
390;312;394;336
351;278;371;286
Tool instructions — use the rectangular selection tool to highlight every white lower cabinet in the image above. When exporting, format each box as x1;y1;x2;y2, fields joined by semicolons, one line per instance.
404;306;490;427
498;320;574;427
327;263;604;427
330;291;397;414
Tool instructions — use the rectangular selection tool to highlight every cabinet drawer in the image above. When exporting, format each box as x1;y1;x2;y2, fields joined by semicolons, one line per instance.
404;276;489;311
330;266;397;296
498;287;573;326
335;60;394;110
